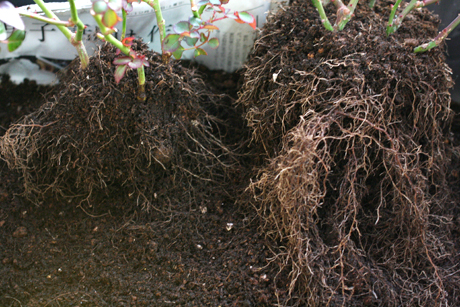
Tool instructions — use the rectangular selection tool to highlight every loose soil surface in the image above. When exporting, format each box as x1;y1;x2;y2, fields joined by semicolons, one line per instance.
0;72;285;306
1;1;460;307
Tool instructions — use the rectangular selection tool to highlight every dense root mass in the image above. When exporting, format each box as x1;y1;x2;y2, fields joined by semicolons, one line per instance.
0;43;237;209
238;0;460;305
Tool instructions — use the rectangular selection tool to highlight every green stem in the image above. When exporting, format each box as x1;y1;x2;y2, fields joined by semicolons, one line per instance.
142;0;166;50
19;12;73;26
33;0;89;68
311;0;334;31
94;14;146;99
93;14;131;55
68;0;85;42
369;0;376;8
190;0;200;18
137;66;146;101
335;0;359;31
33;0;72;40
415;13;460;53
386;0;403;35
121;9;127;40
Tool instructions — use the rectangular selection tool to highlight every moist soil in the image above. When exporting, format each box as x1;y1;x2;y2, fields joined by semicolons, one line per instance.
1;2;460;307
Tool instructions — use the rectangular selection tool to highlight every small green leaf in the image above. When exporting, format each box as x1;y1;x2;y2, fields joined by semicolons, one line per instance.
189;16;202;27
7;29;25;52
198;4;207;15
194;47;207;57
163;34;181;53
236;11;254;24
208;37;219;49
92;0;108;14
184;37;198;47
173;21;191;34
0;22;6;41
172;45;185;59
200;32;206;43
114;64;128;84
102;9;121;28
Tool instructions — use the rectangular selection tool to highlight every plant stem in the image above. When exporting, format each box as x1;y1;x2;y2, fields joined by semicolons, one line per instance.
94;14;146;100
33;0;89;68
386;0;403;35
33;0;72;39
121;9;127;40
190;0;200;18
334;0;359;31
415;13;460;53
311;0;334;31
369;0;376;8
387;0;438;35
142;0;167;61
137;66;146;101
93;14;130;55
19;12;73;26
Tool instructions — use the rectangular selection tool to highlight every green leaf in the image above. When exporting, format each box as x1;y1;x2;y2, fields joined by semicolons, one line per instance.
172;45;185;59
114;64;128;84
7;29;25;52
200;32;206;43
189;16;202;27
173;21;191;34
198;4;207;15
0;22;6;41
236;11;254;24
208;37;219;49
102;9;121;28
194;47;207;57
163;34;181;53
184;37;198;47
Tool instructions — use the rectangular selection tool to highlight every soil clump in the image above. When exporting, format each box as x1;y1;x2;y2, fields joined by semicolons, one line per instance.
238;0;460;306
0;42;240;209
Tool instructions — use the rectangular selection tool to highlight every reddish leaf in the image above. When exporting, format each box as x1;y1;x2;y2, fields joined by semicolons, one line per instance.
234;11;256;29
114;64;128;83
113;56;132;65
202;23;219;31
121;36;135;47
128;57;143;69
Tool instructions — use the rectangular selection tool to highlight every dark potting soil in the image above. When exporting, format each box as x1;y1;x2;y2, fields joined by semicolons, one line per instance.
1;1;460;307
0;68;284;306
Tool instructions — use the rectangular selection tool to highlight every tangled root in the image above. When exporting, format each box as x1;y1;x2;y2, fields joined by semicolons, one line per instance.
0;42;238;209
239;0;460;305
